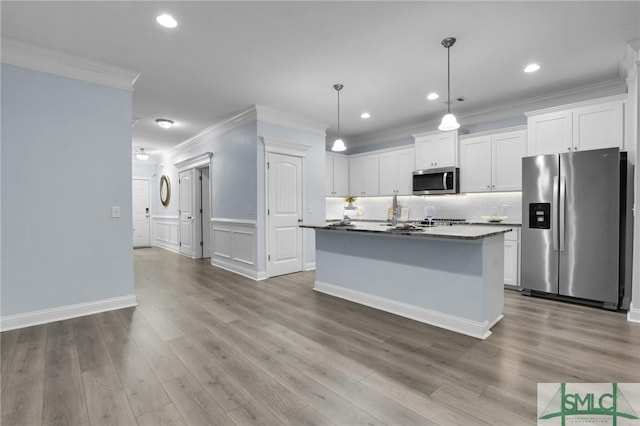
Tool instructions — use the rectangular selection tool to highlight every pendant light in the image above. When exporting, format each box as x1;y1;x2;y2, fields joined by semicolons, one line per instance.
331;84;347;152
438;37;460;131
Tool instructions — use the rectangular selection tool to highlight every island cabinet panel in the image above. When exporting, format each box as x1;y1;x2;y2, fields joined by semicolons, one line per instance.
378;148;414;195
326;153;349;197
349;154;379;196
526;96;624;156
460;129;526;193
414;130;458;170
311;227;508;339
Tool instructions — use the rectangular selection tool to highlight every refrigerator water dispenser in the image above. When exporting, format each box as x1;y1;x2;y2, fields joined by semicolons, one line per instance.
528;203;550;229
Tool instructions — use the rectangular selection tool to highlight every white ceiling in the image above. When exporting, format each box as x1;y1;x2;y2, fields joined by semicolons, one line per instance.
2;1;639;158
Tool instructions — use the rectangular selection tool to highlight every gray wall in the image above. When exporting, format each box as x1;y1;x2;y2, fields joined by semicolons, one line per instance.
154;122;258;220
1;63;135;317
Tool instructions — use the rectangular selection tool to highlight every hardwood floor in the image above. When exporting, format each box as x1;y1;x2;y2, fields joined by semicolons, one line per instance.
2;247;640;425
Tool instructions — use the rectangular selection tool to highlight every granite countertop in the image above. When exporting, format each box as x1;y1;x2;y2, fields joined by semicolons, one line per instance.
302;222;513;240
326;219;522;227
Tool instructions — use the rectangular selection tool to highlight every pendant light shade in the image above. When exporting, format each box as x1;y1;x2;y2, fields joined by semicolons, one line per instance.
136;148;149;160
438;113;460;131
332;139;346;152
438;37;460;131
331;84;347;152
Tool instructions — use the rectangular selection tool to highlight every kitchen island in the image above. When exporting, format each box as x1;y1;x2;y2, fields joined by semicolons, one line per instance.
302;222;512;339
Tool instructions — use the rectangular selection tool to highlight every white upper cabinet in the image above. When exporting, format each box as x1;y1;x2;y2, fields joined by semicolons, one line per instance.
414;130;458;170
528;111;572;155
460;136;492;192
349;154;379;196
460;128;526;193
492;130;527;191
326;153;349;197
573;101;623;152
378;148;415;195
526;96;624;156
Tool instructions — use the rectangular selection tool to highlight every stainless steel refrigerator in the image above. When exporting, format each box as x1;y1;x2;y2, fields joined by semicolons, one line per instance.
521;147;631;310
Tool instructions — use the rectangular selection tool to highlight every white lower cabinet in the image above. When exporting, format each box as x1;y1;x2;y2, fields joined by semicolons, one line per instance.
503;229;520;288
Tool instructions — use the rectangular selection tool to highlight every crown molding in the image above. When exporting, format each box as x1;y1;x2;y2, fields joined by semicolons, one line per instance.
459;125;527;140
1;37;140;91
174;152;212;171
350;78;627;148
524;93;627;117
170;107;257;154
255;104;327;136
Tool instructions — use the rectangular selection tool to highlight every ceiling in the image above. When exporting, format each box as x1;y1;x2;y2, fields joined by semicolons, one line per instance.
2;1;639;159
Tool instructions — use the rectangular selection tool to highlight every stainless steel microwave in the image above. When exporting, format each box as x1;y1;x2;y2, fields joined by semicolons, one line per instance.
412;167;459;195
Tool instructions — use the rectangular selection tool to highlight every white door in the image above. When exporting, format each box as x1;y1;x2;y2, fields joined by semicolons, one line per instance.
179;169;194;257
132;179;150;247
527;111;572;155
434;132;456;167
201;167;211;258
415;136;436;169
267;153;302;277
332;155;349;197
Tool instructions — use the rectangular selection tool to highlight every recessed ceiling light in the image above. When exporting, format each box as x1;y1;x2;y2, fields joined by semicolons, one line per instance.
361;112;371;119
524;63;541;73
156;118;174;129
156;14;177;28
427;92;439;100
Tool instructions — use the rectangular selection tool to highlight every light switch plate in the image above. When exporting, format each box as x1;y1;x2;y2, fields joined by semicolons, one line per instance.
111;206;121;218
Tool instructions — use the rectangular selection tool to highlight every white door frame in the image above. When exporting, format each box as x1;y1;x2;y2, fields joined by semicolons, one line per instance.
262;137;311;278
174;152;213;259
132;176;151;248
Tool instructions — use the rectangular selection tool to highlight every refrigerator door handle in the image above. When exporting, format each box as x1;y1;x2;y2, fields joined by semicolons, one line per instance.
559;176;566;252
552;176;559;251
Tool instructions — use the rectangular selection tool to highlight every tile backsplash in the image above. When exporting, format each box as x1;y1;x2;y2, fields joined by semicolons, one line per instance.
327;192;523;223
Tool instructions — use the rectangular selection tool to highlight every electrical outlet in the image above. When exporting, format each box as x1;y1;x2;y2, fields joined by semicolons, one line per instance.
307;203;313;213
111;206;121;218
501;204;509;215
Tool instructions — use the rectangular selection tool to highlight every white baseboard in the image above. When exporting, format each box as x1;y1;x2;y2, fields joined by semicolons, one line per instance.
304;262;316;271
628;302;640;323
212;257;265;281
0;294;138;332
314;281;496;339
155;241;180;254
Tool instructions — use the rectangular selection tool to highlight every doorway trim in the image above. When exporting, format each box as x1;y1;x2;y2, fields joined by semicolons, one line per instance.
262;137;311;278
174;153;213;259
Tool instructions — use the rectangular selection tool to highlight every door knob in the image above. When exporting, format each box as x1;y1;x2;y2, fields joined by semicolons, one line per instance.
298;219;303;223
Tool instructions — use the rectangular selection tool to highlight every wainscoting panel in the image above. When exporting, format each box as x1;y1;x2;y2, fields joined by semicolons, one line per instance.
211;219;260;280
152;216;180;253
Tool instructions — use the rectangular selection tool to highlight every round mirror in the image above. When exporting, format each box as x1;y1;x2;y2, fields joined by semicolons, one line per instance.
160;175;171;206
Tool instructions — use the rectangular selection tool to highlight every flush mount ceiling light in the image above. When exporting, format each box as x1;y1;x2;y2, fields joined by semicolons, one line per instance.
155;118;174;129
427;92;439;101
136;148;149;161
331;84;347;152
524;63;541;73
156;14;177;28
438;37;460;131
361;112;371;119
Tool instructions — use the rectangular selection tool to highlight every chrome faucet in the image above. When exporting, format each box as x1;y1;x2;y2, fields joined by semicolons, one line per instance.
391;193;399;227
